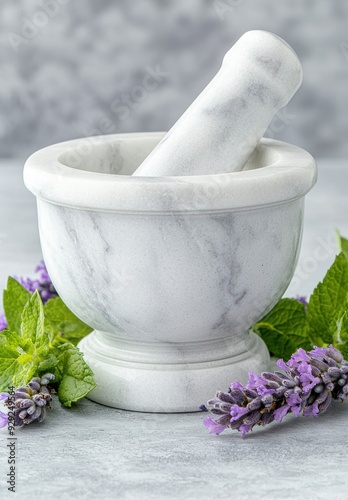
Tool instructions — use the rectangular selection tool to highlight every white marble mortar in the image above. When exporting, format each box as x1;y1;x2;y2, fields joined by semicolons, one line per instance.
23;132;317;412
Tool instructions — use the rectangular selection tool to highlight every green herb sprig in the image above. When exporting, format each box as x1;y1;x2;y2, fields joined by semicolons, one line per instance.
0;278;96;407
252;233;348;359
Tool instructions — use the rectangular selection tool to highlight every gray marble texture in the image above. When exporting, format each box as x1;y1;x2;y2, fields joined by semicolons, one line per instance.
1;0;348;159
133;31;302;176
0;159;348;498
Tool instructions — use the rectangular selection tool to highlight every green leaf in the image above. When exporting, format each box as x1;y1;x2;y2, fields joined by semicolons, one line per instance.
44;297;93;346
3;277;31;333
37;354;59;375
21;291;45;345
0;276;94;398
0;330;22;390
54;343;96;407
307;253;348;344
337;232;348;260
253;298;311;359
0;292;56;390
332;310;348;359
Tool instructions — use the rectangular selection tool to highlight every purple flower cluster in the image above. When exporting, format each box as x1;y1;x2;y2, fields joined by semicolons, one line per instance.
0;374;55;428
203;346;348;437
17;261;58;304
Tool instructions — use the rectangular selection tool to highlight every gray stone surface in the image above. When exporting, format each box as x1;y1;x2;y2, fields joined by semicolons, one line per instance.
0;160;348;499
1;1;348;159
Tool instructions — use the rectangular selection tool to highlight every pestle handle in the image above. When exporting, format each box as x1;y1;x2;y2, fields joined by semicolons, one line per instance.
133;30;302;177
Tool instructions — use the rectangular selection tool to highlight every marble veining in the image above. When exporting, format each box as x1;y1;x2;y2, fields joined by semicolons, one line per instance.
24;132;316;412
132;31;302;177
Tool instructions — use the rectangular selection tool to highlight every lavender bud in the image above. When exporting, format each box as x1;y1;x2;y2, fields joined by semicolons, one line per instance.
328;347;343;363
18;410;27;420
260;411;274;426
230;416;247;430
19;399;34;409
318;392;332;413
328;367;342;378
315;390;329;405
338;378;346;386
247;398;262;411
314;384;325;394
23;414;37;425
274;371;290;380
14;416;23;427
243;411;262;426
216;414;231;426
40;373;55;385
244;388;258;399
28;381;41;392
282;379;296;388
15;391;30;400
229;388;245;403
309;365;321;377
31;407;42;420
26;405;37;416
275;386;287;397
261;394;274;407
38;407;46;423
310;358;329;372
264;381;279;390
219;403;232;413
261;372;283;384
16;386;29;394
32;395;46;407
210;408;224;415
207;398;219;406
216;391;236;404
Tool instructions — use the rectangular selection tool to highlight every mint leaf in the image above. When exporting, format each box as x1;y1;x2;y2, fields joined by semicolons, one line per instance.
332;310;348;359
37;353;59;374
3;277;31;333
307;253;348;344
21;291;46;344
54;343;96;407
0;292;56;390
44;297;92;346
252;298;311;359
0;330;22;390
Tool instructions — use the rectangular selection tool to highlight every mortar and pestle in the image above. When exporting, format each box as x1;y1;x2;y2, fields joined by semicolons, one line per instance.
24;31;317;412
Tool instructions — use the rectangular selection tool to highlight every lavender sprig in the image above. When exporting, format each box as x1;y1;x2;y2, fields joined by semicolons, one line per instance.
203;345;348;438
17;260;57;304
0;374;55;427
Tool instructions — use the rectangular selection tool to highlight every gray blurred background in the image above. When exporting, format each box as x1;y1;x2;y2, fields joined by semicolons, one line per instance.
1;0;348;159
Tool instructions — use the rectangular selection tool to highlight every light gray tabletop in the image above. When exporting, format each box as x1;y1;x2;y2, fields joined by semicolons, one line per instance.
0;159;348;500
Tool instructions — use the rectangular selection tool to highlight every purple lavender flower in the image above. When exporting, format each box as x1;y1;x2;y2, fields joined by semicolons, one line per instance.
0;392;9;428
203;345;348;438
0;411;7;428
1;374;55;427
0;313;7;332
16;260;57;304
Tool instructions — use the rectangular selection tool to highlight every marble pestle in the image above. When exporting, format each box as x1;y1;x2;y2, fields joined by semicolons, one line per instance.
132;30;302;177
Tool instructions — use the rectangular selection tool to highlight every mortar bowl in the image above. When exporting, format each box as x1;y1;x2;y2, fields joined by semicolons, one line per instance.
24;133;317;412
